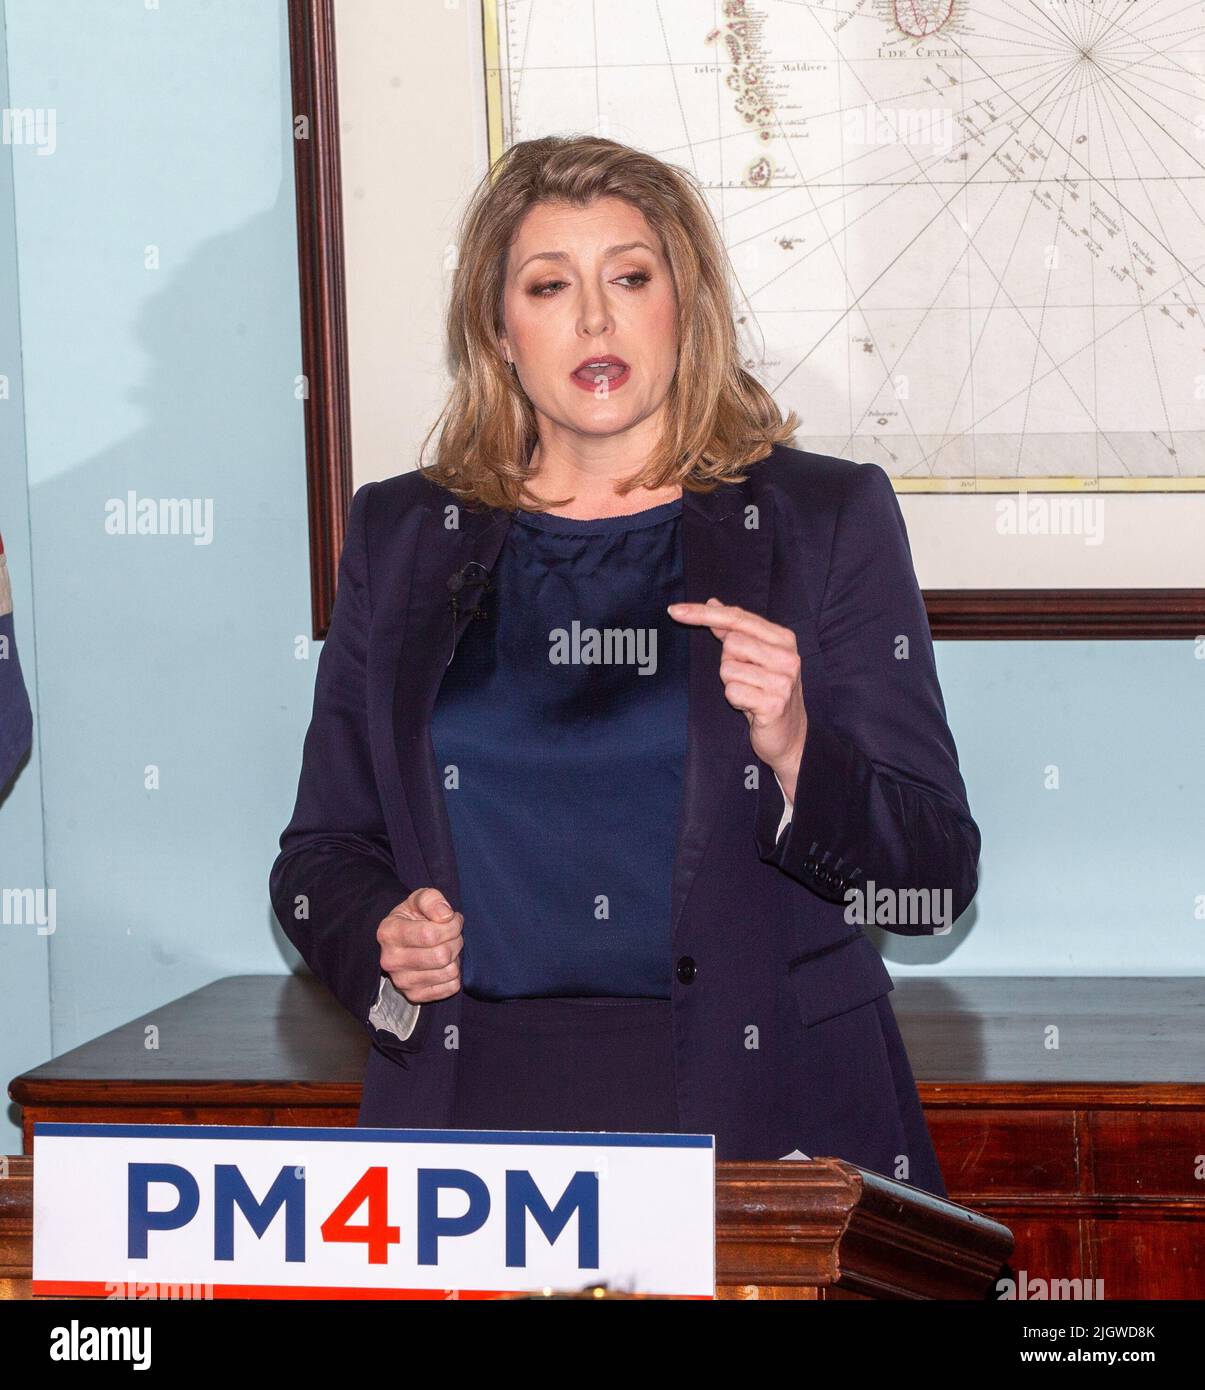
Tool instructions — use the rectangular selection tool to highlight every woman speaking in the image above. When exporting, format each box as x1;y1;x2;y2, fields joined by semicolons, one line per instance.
270;135;980;1201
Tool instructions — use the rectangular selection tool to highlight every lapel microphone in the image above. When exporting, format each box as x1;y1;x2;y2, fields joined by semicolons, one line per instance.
447;561;493;616
446;562;494;664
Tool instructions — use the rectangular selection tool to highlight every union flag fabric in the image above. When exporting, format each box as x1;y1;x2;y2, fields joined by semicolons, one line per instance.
0;529;12;615
0;529;33;786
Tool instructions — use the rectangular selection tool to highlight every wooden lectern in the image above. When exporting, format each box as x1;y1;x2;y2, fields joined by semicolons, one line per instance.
14;973;1202;1296
0;1152;1009;1299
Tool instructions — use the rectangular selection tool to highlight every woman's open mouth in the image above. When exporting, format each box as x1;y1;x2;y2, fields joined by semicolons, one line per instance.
570;355;631;392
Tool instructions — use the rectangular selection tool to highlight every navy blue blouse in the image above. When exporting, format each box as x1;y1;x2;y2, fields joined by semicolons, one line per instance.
430;496;688;1000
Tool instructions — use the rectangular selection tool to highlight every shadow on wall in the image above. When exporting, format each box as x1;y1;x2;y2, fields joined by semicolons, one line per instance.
21;178;322;1062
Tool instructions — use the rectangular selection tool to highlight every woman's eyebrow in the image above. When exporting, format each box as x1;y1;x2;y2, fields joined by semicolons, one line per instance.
514;240;655;274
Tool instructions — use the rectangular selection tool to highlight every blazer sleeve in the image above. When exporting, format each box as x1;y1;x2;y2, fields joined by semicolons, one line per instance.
269;482;425;1057
753;462;980;934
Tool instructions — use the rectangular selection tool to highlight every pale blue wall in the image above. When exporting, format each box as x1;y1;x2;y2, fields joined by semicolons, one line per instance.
881;641;1205;976
0;0;319;1151
1;0;1202;1158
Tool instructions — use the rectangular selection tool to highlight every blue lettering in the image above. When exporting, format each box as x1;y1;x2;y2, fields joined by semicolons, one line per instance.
416;1169;490;1265
506;1170;599;1268
127;1163;199;1258
214;1164;306;1262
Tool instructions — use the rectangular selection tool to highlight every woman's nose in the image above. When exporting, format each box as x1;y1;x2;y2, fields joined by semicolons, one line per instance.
576;281;614;336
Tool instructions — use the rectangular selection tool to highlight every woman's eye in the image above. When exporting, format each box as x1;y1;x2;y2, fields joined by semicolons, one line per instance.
529;271;651;297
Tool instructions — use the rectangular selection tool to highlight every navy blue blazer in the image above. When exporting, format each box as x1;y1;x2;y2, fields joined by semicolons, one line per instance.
269;442;980;1198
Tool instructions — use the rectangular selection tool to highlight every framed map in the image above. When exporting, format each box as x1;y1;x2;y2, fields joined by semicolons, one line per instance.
289;0;1205;636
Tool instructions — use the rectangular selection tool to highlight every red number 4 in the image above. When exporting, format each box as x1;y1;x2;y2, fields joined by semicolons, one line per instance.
321;1167;400;1264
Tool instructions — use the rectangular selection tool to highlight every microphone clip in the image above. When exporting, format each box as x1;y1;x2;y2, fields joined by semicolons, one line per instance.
446;561;493;624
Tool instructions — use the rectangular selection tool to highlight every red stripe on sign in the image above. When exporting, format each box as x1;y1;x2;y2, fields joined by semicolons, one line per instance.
33;1279;710;1300
35;1280;543;1300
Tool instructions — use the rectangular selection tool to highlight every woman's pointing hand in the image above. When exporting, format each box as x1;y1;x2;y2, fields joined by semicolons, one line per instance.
667;597;808;803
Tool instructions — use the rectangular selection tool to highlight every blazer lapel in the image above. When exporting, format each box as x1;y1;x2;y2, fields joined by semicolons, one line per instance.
390;495;513;911
384;474;774;940
672;478;773;942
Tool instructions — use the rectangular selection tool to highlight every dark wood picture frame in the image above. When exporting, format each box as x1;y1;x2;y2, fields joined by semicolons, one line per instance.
286;0;1205;641
288;0;351;642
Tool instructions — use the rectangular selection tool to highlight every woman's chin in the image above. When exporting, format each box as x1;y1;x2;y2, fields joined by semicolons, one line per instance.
562;400;651;436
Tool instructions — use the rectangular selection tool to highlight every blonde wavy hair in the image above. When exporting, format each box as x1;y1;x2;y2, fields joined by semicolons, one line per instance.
416;135;797;511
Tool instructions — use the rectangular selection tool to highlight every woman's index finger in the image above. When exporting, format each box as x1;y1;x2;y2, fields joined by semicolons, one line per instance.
667;600;795;648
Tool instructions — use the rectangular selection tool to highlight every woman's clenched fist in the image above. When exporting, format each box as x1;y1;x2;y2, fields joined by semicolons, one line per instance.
376;886;464;1003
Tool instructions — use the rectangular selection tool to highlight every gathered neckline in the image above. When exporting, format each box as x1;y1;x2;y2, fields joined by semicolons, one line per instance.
512;496;683;536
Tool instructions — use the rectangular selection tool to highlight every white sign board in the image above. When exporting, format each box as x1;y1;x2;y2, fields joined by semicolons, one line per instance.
33;1123;715;1299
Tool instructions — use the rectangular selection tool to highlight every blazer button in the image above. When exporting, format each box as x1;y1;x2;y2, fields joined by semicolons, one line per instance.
676;956;697;984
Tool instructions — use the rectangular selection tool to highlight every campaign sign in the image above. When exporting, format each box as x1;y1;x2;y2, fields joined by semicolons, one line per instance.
33;1123;715;1299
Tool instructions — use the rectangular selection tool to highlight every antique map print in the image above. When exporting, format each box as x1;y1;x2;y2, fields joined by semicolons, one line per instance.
484;0;1205;491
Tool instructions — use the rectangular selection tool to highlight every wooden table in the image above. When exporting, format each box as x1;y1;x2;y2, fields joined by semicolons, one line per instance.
10;974;1205;1297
